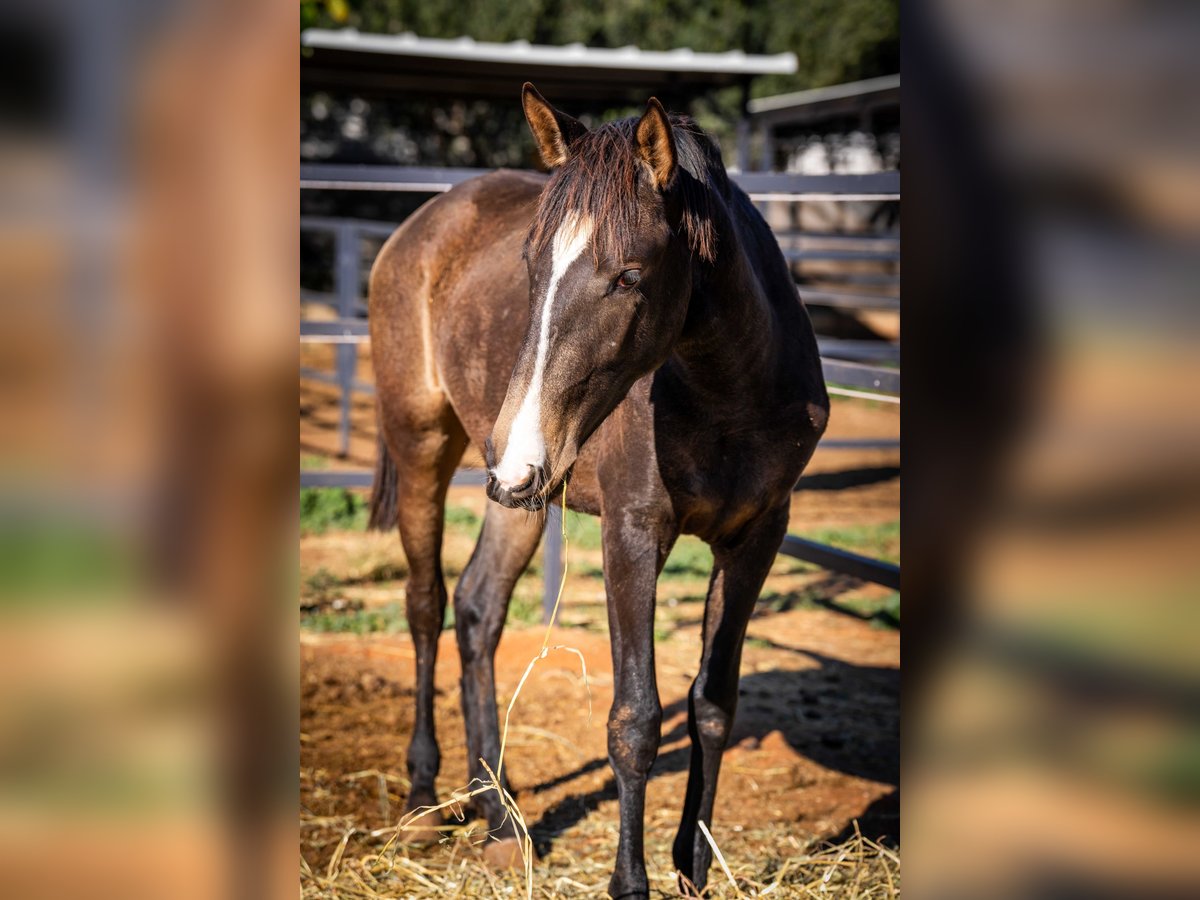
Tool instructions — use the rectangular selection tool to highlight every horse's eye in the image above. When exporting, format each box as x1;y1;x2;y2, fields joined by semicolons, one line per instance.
616;269;641;289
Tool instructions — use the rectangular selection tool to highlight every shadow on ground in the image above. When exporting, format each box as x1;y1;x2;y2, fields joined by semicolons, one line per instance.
527;646;898;854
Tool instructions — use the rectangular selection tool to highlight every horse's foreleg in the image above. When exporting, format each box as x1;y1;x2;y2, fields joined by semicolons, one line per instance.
385;414;467;843
672;505;790;892
602;512;677;899
453;502;544;866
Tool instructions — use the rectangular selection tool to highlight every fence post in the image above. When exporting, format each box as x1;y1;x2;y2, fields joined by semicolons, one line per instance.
334;222;358;457
542;504;564;624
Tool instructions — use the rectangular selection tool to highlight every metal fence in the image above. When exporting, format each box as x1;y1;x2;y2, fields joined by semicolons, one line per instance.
301;164;900;614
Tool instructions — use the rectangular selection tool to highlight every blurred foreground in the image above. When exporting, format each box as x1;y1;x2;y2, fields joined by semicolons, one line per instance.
0;0;296;897
0;0;1198;897
904;0;1200;896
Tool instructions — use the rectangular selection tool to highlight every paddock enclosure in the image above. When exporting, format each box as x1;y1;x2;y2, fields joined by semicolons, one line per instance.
301;31;898;897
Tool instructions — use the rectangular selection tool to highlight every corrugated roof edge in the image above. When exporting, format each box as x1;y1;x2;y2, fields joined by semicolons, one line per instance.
747;74;900;115
301;29;797;75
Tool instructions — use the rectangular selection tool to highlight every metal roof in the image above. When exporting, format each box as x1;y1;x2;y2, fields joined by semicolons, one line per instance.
747;74;900;116
301;30;796;102
303;30;796;74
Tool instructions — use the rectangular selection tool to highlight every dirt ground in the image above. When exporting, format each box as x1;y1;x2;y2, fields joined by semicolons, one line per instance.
300;353;899;894
300;605;899;863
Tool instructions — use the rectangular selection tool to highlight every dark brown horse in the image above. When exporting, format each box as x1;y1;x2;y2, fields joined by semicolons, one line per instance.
368;83;828;896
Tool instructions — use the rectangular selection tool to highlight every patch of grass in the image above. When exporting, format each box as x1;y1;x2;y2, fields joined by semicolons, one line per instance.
759;587;823;614
823;591;901;629
300;488;368;534
563;509;603;549
797;520;900;563
663;537;714;578
304;567;340;597
579;562;606;580
506;588;545;626
357;561;407;583
300;454;329;470
301;602;407;635
444;504;483;538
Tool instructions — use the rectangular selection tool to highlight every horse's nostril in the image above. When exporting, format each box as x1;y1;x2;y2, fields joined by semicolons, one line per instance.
511;465;537;494
487;465;540;507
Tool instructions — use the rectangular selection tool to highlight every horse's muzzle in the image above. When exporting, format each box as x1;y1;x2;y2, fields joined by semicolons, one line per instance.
486;464;547;510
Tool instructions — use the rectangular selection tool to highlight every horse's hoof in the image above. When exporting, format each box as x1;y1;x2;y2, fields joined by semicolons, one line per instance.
398;808;444;845
482;836;525;870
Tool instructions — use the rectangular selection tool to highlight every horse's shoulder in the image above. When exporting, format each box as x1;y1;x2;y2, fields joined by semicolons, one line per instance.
458;168;547;205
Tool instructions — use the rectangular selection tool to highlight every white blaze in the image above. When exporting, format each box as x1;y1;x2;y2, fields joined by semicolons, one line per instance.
493;212;592;488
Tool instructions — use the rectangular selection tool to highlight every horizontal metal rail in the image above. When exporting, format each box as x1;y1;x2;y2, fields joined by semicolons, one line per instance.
301;318;369;338
299;215;400;238
783;248;900;263
301;469;489;489
778;534;899;590
300;164;900;200
820;359;899;395
800;289;899;311
776;229;899;244
817;338;900;364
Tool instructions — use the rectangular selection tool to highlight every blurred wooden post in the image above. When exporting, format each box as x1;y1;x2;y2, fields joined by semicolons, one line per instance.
542;504;563;624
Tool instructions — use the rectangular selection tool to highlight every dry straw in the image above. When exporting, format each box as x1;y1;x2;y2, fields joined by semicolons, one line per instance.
383;480;591;900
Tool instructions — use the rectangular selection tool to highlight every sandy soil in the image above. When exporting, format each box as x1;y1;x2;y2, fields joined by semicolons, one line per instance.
301;604;899;875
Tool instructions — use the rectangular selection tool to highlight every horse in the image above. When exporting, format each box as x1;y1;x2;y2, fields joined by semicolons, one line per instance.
367;83;828;897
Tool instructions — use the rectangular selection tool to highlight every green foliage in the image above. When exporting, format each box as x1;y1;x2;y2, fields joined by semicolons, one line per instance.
300;488;369;534
563;510;603;550
302;0;898;93
507;589;544;626
444;504;483;537
304;567;341;597
662;537;714;578
300;454;330;470
300;0;898;170
301;602;408;634
849;590;899;628
799;520;900;563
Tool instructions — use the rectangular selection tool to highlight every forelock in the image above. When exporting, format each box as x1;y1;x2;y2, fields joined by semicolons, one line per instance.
525;115;720;267
527;122;644;266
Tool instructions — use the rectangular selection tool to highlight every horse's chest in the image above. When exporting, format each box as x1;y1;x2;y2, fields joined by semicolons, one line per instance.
660;425;804;541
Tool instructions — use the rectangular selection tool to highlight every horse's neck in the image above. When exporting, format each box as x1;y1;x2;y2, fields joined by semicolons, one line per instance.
670;234;783;401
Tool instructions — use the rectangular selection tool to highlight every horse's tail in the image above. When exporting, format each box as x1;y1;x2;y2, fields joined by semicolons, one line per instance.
368;430;400;531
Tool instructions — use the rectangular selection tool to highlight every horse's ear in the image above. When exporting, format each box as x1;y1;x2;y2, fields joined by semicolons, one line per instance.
635;97;677;190
522;82;587;169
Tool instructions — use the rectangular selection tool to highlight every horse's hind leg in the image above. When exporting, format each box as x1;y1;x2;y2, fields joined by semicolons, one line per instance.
380;404;467;842
453;502;544;867
672;505;790;893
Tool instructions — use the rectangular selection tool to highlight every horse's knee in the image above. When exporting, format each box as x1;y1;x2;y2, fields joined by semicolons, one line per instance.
453;585;503;667
405;574;447;634
607;698;662;777
692;689;734;751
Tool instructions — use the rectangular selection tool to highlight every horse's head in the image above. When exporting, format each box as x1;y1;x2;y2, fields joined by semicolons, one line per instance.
487;84;714;510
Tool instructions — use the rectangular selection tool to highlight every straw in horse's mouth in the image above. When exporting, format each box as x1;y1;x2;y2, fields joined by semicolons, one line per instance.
519;463;573;513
